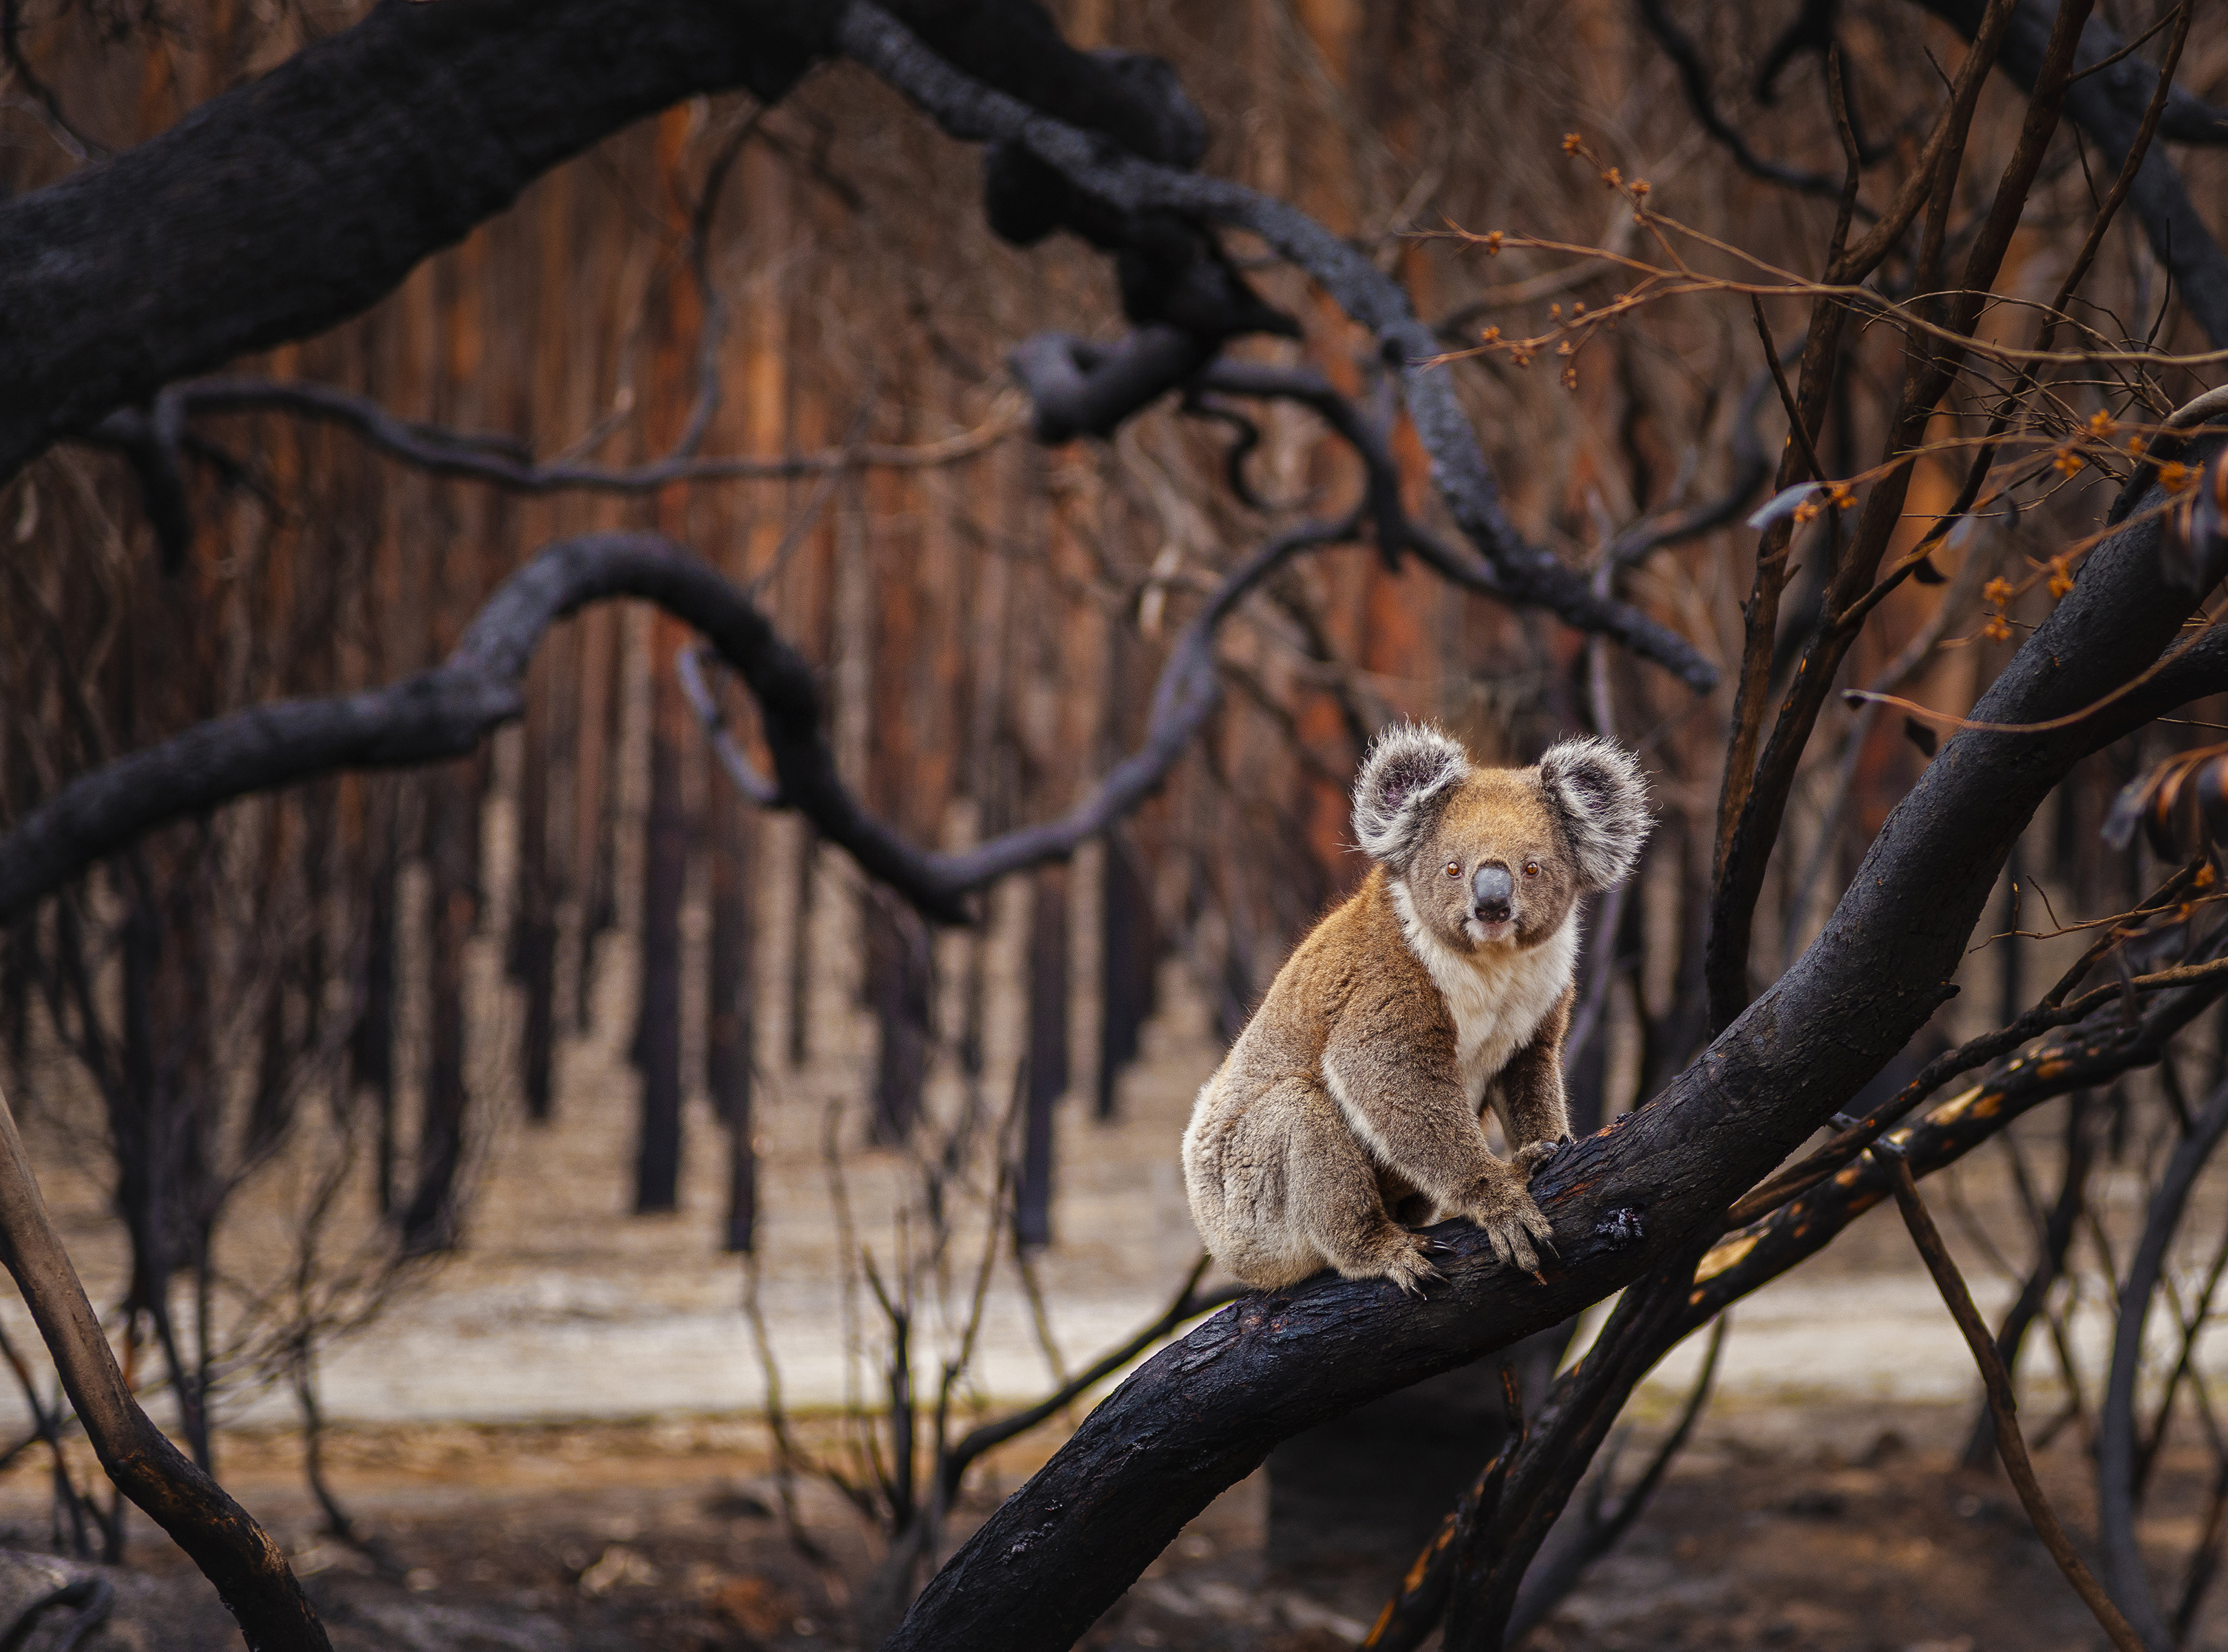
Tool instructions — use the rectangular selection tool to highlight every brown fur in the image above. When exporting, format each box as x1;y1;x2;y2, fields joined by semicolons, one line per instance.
1182;726;1648;1292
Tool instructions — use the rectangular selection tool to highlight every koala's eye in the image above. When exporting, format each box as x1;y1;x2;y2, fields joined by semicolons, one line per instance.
1445;862;1462;878
1523;860;1541;878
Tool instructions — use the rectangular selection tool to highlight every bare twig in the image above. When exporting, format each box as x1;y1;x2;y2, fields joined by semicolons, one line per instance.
2099;1076;2228;1650
1889;1156;2145;1652
0;1082;331;1649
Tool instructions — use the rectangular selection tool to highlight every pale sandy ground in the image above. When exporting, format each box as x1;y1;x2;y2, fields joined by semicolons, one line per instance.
1;779;2218;1443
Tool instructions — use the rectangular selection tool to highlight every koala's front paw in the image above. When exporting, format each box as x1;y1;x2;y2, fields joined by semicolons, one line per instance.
1465;1175;1556;1276
1512;1135;1572;1178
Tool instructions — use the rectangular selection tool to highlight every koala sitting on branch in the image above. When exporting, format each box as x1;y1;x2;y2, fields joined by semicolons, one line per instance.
1182;723;1650;1293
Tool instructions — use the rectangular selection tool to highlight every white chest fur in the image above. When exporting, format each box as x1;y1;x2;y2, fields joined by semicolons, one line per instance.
1391;885;1579;1107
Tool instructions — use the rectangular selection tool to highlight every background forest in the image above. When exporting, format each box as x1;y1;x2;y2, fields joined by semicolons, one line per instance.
7;0;2228;1649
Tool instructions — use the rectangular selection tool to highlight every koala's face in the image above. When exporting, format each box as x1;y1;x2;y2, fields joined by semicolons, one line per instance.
1408;773;1578;949
1352;724;1651;954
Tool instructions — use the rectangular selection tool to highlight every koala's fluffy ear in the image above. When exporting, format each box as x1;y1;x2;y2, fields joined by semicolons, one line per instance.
1354;723;1472;866
1539;737;1651;890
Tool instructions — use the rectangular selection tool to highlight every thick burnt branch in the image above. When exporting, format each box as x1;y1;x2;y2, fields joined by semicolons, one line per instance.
0;0;824;479
0;0;1220;484
883;463;2218;1650
836;3;1717;692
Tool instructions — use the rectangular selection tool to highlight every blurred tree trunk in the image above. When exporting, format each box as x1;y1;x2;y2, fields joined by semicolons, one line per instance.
1095;830;1156;1122
401;759;479;1255
351;787;399;1216
572;603;622;1034
510;639;560;1123
1015;864;1068;1249
635;611;691;1214
707;765;756;1250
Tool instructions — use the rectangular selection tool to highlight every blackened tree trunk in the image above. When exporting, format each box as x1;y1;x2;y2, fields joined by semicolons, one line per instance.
573;606;623;1034
400;761;478;1255
510;647;560;1122
1015;864;1069;1249
1095;832;1156;1121
635;613;691;1214
352;787;399;1216
707;732;757;1251
865;895;934;1145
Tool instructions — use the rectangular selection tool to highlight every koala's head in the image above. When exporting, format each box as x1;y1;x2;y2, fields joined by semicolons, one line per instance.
1352;723;1651;951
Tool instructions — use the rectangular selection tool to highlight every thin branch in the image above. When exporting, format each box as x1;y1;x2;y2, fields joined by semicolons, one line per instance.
1633;0;1856;199
0;1081;331;1649
83;375;1026;494
1889;1156;2146;1652
2099;1076;2228;1650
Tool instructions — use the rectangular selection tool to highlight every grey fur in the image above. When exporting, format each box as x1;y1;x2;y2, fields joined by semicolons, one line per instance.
1352;721;1472;867
1538;736;1651;890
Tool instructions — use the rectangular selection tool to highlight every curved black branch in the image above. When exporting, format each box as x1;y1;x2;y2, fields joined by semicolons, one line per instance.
838;2;1719;692
1008;327;1217;445
880;454;2211;1651
0;533;946;923
80;376;1023;495
1635;0;1858;200
0;509;1348;932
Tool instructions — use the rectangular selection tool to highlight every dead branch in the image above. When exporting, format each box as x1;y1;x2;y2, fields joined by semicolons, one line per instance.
2099;1076;2228;1650
1634;0;1857;200
83;374;1024;495
0;516;1350;931
1889;1155;2146;1652
0;1081;330;1650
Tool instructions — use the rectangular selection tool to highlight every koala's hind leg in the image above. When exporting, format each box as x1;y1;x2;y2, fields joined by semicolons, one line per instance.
1281;1084;1445;1297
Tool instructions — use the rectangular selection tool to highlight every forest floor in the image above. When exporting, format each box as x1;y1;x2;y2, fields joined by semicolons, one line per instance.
0;1397;2221;1650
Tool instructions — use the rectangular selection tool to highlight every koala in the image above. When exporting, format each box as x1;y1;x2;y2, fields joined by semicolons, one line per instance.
1181;723;1650;1294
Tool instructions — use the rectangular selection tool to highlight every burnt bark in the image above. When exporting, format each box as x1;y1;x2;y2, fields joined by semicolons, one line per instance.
398;761;476;1256
1095;832;1156;1122
635;621;692;1214
707;717;758;1251
1015;864;1069;1249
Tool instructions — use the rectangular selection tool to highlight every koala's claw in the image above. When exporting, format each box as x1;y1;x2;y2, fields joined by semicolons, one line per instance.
1383;1242;1445;1299
1513;1135;1573;1178
1471;1186;1557;1278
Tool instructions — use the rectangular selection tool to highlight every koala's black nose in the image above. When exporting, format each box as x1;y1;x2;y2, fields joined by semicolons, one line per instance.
1472;864;1514;924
